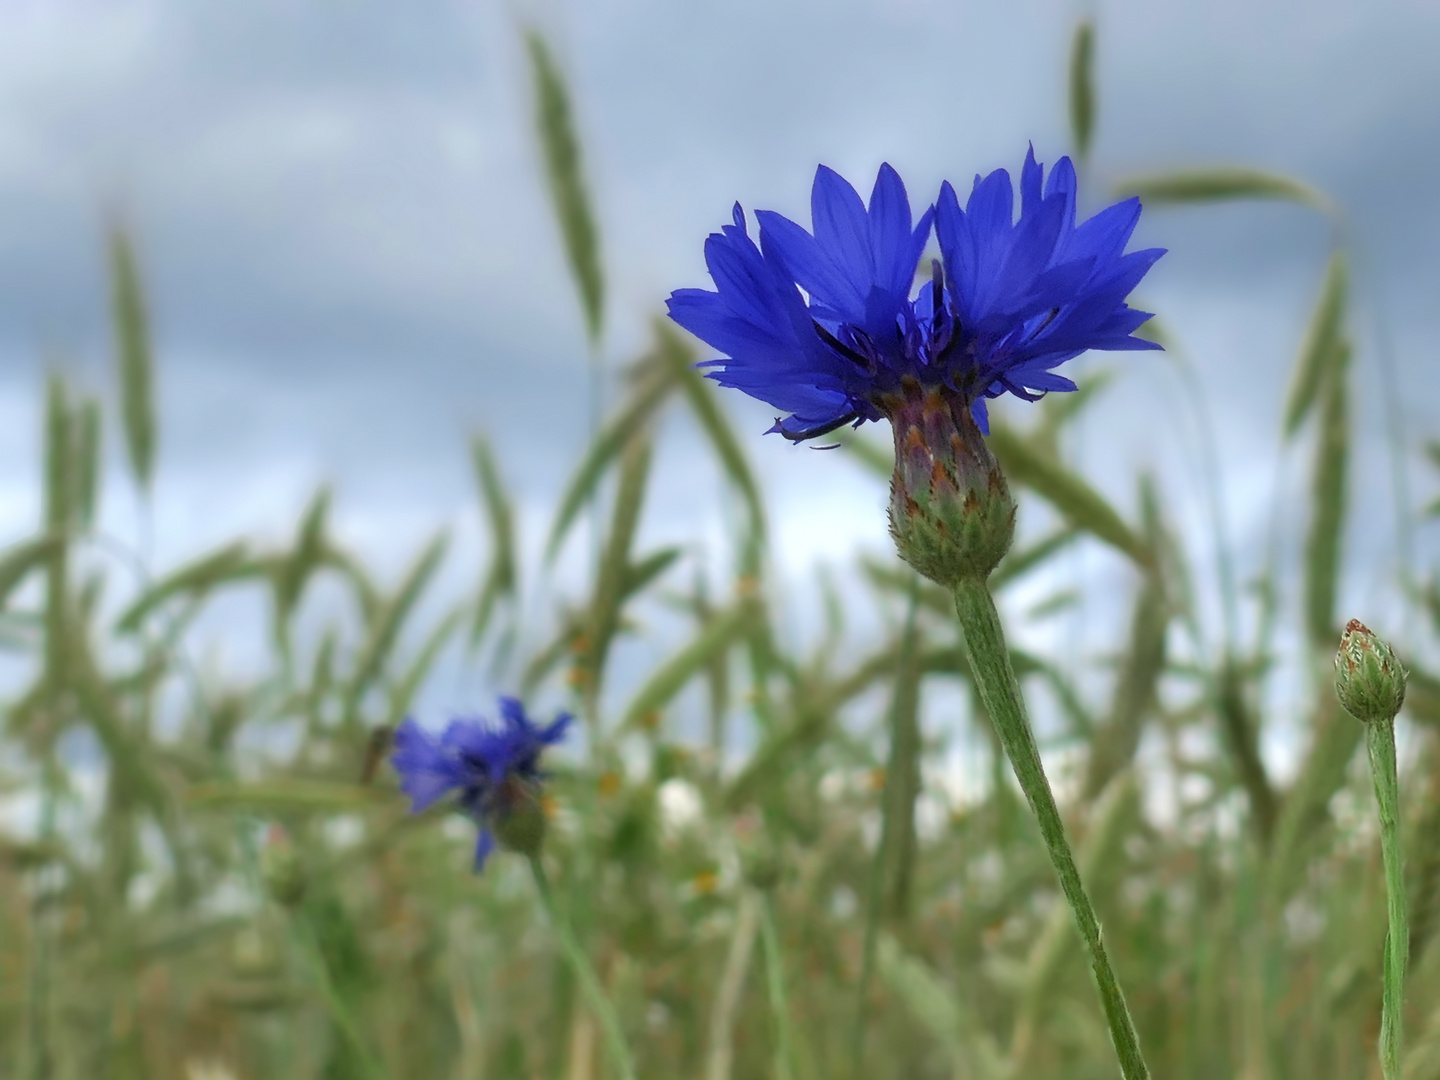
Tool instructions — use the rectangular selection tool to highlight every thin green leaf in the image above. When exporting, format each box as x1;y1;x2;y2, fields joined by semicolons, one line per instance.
619;600;756;732
469;434;517;646
1068;20;1096;160
987;421;1154;569
1304;343;1349;648
187;779;385;811
0;537;62;610
116;542;262;633
109;225;157;490
583;434;652;703
1116;168;1330;212
344;532;449;721
275;486;332;631
547;357;676;560
71;397;101;529
621;547;683;602
385;608;465;728
1283;252;1347;437
526;30;604;343
657;320;766;537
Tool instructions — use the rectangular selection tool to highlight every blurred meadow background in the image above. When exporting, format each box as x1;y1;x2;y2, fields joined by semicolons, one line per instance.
2;1;1440;1078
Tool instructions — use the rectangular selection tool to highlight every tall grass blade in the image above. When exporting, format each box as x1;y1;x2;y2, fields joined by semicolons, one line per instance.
108;225;157;490
619;600;755;732
1068;20;1096;160
344;533;449;723
1305;344;1349;648
1284;253;1348;438
583;434;652;711
115;542;261;633
657;320;766;538
988;420;1154;569
469;435;517;646
547;357;675;561
526;30;604;344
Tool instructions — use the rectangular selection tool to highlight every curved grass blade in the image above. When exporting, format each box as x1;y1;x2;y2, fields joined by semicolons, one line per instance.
619;600;756;732
526;30;604;344
1284;253;1348;438
546;356;675;561
987;421;1154;570
1068;20;1096;160
274;486;332;636
582;434;652;710
469;434;517;646
657;320;766;538
109;225;157;490
115;542;262;633
343;533;449;724
1116;168;1331;212
0;537;62;610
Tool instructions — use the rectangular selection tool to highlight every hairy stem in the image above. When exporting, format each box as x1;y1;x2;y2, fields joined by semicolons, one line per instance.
952;577;1150;1080
1366;719;1406;1080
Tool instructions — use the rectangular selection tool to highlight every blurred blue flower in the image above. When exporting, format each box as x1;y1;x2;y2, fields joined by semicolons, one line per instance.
391;697;571;870
666;149;1163;439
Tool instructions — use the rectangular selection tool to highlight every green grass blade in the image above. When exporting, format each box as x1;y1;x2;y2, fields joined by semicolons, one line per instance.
275;486;332;633
621;547;683;602
547;356;675;561
108;225;157;490
115;542;261;633
1284;253;1348;438
988;420;1154;569
619;600;756;732
1116;168;1331;212
582;434;652;711
526;30;604;344
1304;344;1349;648
658;320;766;538
344;533;449;723
0;537;62;610
1068;20;1096;160
469;434;517;646
71;397;101;529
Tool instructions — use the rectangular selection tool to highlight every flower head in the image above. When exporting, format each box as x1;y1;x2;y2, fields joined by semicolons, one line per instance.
667;151;1165;584
1334;620;1407;726
391;696;572;870
667;151;1161;439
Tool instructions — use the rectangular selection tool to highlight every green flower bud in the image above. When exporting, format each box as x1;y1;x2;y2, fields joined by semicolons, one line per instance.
1334;619;1407;725
259;824;305;908
489;777;549;858
883;380;1015;587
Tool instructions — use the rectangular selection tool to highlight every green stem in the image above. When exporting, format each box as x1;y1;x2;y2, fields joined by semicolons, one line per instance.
952;578;1150;1080
293;916;394;1080
1366;719;1407;1080
758;893;797;1080
529;855;638;1080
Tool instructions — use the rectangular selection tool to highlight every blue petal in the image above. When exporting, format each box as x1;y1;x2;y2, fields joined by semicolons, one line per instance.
473;827;496;872
391;719;464;813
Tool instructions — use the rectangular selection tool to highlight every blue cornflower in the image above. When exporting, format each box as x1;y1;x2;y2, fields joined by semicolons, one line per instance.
666;150;1165;587
665;149;1163;439
391;696;571;870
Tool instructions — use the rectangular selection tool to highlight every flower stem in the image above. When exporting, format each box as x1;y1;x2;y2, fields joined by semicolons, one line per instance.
529;855;638;1080
293;916;395;1080
1365;718;1407;1080
952;578;1150;1080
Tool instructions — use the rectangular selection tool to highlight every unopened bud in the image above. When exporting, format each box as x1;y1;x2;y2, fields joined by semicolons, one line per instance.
1334;619;1407;725
259;824;305;907
489;777;548;858
883;381;1015;587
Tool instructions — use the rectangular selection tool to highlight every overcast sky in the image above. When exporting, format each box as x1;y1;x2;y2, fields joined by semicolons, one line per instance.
0;0;1436;717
